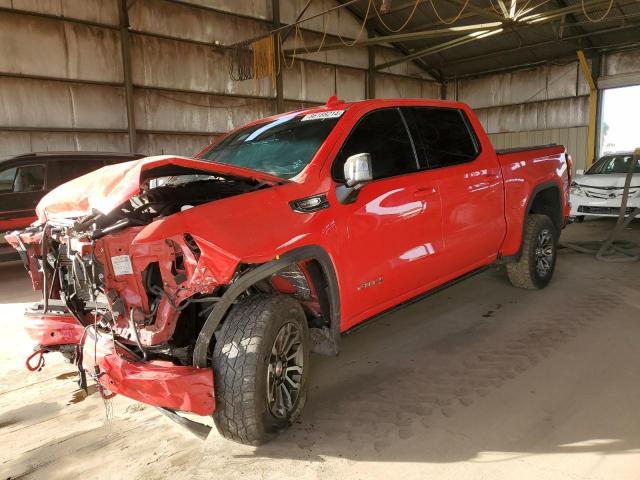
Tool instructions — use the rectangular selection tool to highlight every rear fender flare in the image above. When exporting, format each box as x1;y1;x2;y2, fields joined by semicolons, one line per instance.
192;245;341;368
501;180;562;263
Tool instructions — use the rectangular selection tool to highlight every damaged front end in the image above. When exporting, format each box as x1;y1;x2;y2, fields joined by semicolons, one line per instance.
7;158;276;416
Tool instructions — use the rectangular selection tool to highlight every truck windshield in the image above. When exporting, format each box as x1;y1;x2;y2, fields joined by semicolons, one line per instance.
198;113;341;179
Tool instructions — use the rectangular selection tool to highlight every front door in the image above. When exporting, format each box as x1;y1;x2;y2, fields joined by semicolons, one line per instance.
330;108;445;329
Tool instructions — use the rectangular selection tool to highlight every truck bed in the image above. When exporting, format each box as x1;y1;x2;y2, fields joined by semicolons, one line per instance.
495;144;558;155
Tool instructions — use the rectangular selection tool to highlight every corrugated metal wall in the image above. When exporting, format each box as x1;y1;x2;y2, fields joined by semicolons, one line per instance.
0;0;441;158
489;126;588;167
447;61;591;172
451;47;640;173
2;2;639;162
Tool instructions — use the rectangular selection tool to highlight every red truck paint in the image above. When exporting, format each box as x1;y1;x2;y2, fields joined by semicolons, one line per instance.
6;98;570;419
82;331;215;415
24;311;85;346
0;215;37;232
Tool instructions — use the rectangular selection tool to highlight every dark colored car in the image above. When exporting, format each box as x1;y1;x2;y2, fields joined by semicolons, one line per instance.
0;152;143;261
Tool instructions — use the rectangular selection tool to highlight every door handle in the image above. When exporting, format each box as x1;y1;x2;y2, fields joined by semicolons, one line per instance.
483;172;501;180
413;186;438;198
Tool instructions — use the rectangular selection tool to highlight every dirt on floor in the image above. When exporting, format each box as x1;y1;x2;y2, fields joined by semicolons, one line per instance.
1;218;639;480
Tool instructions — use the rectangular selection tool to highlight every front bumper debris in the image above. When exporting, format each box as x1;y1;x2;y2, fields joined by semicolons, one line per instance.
81;330;215;416
24;301;85;346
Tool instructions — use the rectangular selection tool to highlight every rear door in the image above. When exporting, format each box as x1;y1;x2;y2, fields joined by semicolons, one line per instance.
331;108;445;328
52;158;108;188
404;106;505;274
0;162;46;232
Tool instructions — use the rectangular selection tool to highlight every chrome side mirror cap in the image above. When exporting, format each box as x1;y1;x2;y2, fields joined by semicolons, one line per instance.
344;153;373;187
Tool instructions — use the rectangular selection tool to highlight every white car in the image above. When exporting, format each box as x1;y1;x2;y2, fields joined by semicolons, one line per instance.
570;152;640;222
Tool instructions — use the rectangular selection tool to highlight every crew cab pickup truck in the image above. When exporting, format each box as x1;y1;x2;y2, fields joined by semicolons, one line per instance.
6;97;571;444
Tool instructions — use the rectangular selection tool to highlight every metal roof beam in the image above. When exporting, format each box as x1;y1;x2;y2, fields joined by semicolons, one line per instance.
376;27;505;69
437;21;640;78
283;21;502;54
336;0;444;81
360;0;504;22
374;0;634;70
553;0;595;48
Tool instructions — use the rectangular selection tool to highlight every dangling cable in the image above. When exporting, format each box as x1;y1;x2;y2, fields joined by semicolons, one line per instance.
26;348;47;371
129;307;148;361
374;0;422;32
581;0;614;22
429;0;470;25
337;0;373;47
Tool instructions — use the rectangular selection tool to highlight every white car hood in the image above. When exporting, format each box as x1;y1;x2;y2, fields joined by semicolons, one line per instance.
574;173;640;188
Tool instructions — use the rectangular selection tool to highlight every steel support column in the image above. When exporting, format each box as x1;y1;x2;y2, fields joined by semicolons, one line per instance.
367;25;376;99
272;0;285;113
119;0;136;152
577;50;599;168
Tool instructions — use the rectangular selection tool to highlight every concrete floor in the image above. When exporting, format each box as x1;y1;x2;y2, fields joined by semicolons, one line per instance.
1;218;639;480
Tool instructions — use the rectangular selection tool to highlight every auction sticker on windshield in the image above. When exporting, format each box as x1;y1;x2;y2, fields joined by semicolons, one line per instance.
301;110;345;121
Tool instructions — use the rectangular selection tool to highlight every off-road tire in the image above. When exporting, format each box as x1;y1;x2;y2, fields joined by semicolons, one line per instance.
507;214;557;289
212;294;309;445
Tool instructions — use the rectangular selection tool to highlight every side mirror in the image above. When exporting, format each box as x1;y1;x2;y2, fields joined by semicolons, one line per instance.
576;169;585;176
344;153;373;187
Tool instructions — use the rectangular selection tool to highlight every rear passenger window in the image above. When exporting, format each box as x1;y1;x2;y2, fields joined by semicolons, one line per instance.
0;165;45;193
405;107;479;169
57;160;106;185
333;108;418;181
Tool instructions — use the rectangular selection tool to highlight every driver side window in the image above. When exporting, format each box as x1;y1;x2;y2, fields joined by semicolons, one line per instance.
333;108;418;181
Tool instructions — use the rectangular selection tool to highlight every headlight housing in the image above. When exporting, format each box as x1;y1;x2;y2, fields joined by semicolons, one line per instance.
570;181;584;196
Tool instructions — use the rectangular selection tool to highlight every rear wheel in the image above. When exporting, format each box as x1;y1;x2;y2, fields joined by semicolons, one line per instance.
212;294;309;445
507;214;557;289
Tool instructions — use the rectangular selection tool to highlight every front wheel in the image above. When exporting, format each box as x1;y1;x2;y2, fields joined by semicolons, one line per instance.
212;294;309;445
506;214;557;289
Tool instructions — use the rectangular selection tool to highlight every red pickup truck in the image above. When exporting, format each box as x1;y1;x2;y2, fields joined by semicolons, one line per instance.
7;98;571;444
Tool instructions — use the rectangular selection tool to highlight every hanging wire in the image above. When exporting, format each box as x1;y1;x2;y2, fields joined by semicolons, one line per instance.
337;0;374;47
231;0;474;83
228;37;259;81
488;0;503;15
581;0;614;22
294;12;331;55
252;35;277;83
373;0;422;32
429;0;471;24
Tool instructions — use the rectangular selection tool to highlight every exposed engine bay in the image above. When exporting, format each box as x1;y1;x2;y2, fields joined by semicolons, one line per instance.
17;168;267;364
11;164;328;371
75;167;262;240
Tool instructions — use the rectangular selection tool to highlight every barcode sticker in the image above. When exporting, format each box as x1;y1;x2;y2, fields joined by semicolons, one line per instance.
301;110;345;121
111;255;133;276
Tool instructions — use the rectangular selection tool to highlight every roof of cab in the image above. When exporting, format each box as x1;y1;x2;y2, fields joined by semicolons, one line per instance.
1;151;144;166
